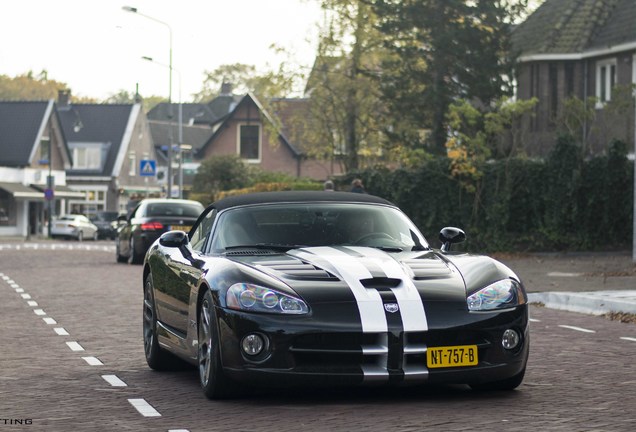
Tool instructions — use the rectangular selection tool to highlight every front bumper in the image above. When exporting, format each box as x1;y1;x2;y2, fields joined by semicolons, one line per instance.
216;305;529;388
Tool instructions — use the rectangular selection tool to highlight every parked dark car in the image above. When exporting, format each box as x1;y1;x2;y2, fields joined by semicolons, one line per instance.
142;191;529;399
90;211;120;240
116;198;204;264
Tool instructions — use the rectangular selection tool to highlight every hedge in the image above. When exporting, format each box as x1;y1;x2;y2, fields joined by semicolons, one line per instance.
339;138;634;252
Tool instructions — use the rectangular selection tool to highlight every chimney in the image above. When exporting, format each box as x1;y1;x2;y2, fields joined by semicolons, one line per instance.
58;89;71;109
220;82;233;96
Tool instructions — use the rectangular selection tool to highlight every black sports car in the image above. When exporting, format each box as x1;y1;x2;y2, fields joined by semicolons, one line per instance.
117;198;204;264
143;191;529;399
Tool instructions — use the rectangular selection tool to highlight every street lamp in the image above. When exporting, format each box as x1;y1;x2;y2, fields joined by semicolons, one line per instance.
122;5;174;198
141;55;184;198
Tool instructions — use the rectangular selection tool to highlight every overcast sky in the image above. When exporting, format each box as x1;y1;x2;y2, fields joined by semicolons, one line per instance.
0;0;322;101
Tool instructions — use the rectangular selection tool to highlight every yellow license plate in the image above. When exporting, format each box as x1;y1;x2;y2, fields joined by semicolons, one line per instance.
170;225;190;232
427;345;478;368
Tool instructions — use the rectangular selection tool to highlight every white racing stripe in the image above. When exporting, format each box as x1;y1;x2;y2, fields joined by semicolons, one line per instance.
293;247;387;333
346;247;428;332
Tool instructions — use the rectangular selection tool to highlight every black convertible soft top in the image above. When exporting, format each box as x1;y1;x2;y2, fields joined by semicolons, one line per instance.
211;191;394;211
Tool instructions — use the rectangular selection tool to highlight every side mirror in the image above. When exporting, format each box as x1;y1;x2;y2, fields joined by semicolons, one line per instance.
439;227;466;252
159;230;189;248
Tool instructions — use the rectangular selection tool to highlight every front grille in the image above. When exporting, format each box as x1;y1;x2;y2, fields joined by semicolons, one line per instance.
290;332;387;372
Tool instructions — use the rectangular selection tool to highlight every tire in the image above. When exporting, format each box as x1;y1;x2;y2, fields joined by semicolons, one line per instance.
143;274;178;370
469;367;526;391
198;290;236;399
77;231;84;242
128;238;144;265
116;239;127;263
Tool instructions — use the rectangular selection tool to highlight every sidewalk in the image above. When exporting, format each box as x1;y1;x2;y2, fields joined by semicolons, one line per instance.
497;252;636;316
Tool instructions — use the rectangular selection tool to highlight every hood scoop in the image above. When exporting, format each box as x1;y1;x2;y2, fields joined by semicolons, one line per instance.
256;258;337;281
360;277;401;290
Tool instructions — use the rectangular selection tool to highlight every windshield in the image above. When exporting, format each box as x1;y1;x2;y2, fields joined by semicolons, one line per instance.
210;203;428;252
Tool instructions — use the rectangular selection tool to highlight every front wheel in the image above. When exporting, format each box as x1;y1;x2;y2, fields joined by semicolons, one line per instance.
198;291;236;399
143;274;177;370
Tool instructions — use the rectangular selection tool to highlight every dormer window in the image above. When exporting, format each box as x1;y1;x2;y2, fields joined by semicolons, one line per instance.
70;143;107;170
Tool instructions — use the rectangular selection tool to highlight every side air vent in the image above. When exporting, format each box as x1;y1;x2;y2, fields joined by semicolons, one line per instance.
256;258;337;280
403;256;452;280
225;250;279;256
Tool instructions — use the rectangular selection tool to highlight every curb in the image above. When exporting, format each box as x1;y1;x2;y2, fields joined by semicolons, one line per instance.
528;291;636;315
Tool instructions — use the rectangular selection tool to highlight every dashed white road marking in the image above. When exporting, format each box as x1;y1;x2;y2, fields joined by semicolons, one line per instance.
33;309;46;316
27;301;38;307
102;375;127;387
128;399;161;417
21;293;31;299
43;317;57;325
529;318;541;322
66;341;85;351
620;337;636;342
558;324;596;333
548;272;583;277
54;327;70;336
82;356;104;366
169;430;190;432
15;288;24;293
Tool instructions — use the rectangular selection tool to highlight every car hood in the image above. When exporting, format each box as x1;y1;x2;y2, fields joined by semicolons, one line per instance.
228;246;470;304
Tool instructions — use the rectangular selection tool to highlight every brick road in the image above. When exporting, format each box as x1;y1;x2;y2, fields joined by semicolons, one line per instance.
1;244;635;431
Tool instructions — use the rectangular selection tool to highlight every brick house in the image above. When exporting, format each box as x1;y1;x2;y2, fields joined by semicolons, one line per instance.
511;0;636;156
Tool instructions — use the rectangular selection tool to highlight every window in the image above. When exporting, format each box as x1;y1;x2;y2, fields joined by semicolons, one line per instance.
238;124;260;161
66;186;107;216
128;152;136;176
596;59;616;105
39;137;50;164
72;146;102;169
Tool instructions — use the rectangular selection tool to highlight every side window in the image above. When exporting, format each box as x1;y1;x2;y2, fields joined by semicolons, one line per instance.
190;208;217;252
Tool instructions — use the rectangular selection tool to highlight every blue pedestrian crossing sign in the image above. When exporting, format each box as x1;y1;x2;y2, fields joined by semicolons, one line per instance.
139;159;157;177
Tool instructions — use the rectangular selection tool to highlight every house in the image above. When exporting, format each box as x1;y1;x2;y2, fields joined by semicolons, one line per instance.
196;93;343;180
146;84;241;197
511;0;636;155
56;91;160;215
0;100;83;237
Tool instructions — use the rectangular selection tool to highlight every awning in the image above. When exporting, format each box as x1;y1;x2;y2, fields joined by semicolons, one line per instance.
0;182;45;200
30;184;85;199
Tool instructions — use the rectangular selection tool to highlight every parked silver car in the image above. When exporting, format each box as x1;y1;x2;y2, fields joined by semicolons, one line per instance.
51;214;99;241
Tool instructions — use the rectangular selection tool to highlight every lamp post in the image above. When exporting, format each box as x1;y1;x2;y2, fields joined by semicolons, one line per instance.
122;5;174;198
141;56;183;198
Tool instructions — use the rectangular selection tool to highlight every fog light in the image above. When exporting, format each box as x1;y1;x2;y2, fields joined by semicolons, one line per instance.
241;333;265;356
502;329;520;350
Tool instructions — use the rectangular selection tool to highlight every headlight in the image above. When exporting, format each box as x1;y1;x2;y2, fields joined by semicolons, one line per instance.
226;283;309;314
467;279;526;311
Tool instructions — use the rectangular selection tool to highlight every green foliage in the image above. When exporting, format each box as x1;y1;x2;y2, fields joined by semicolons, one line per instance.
192;155;253;199
372;0;529;153
337;138;633;252
191;154;320;202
